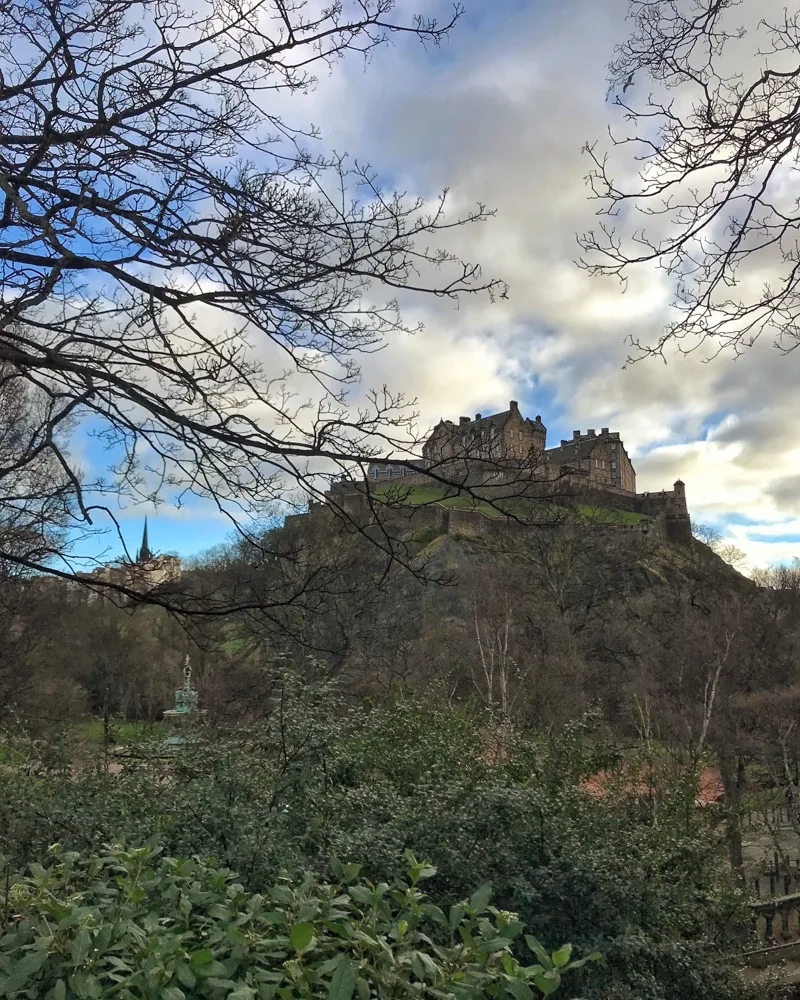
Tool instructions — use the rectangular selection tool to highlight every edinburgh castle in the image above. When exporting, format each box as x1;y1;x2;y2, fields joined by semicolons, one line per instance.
308;401;692;545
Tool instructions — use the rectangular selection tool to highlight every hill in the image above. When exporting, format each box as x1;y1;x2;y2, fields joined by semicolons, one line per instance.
274;499;758;732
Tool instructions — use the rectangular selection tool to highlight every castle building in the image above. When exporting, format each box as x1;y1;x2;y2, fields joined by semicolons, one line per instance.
422;400;546;466
369;402;636;494
307;402;691;545
544;428;636;493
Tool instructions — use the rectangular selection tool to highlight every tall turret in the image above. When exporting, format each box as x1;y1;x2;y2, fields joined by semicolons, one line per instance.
136;517;153;563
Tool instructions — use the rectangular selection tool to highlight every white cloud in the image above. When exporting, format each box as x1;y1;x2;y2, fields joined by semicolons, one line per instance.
291;0;800;569
75;0;799;569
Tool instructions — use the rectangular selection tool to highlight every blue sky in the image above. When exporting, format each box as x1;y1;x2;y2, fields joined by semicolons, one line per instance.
69;0;800;572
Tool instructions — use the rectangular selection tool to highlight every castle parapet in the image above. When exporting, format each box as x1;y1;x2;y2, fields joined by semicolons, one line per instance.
635;480;688;518
633;480;690;543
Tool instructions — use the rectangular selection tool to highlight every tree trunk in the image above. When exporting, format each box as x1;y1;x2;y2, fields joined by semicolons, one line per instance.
719;750;746;880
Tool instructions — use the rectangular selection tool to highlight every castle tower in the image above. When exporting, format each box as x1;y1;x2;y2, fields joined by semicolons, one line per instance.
136;517;153;563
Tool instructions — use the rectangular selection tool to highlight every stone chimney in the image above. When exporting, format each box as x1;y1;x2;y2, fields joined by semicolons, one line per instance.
475;413;482;421
601;427;609;435
535;414;542;422
459;416;470;426
509;400;519;412
573;430;581;440
674;479;686;496
588;428;596;437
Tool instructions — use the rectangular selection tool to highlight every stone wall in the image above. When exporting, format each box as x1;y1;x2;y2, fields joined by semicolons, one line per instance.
291;474;692;548
293;497;668;547
635;486;688;518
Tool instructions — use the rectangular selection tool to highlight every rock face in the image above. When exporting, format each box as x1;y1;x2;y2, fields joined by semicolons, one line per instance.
408;525;751;604
277;502;758;730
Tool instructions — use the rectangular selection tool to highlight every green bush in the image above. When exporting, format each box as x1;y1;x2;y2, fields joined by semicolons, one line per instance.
0;844;594;999
0;681;752;1000
411;525;442;545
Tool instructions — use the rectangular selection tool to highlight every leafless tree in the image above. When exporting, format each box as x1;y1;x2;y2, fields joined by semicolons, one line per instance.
691;521;748;571
0;0;510;613
579;0;800;360
469;588;524;716
0;364;74;568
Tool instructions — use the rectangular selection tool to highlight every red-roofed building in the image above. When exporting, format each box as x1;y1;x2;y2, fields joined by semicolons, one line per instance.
581;765;725;807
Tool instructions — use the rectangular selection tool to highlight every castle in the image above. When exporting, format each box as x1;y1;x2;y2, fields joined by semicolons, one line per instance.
313;401;691;544
369;401;637;493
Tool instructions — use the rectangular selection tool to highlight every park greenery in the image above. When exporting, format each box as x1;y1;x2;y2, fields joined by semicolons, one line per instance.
4;470;800;998
371;485;647;525
0;841;600;1000
0;677;755;1000
4;1;800;998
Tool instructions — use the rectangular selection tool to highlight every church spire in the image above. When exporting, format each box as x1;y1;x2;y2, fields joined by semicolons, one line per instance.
137;517;153;563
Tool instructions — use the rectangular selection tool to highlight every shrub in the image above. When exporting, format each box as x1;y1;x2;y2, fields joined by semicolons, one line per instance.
0;844;594;999
411;525;443;545
0;684;752;1000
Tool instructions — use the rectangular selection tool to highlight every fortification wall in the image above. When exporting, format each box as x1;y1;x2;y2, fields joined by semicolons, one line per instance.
295;474;691;548
356;464;691;529
635;489;688;518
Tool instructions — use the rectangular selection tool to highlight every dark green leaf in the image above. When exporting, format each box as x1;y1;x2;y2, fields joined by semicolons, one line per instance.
524;935;552;969
190;949;215;971
531;969;560;997
551;944;572;968
270;885;294;905
348;885;373;905
422;904;447;925
567;951;603;970
176;962;197;988
69;970;101;999
469;884;492;913
327;957;356;1000
449;903;466;930
70;927;93;965
505;977;533;1000
4;950;47;992
317;955;344;976
289;921;314;953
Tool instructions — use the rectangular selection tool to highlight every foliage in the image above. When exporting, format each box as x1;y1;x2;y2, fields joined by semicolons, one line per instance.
411;526;443;545
0;843;594;1000
575;506;645;525
75;720;169;748
0;681;752;1000
375;485;647;525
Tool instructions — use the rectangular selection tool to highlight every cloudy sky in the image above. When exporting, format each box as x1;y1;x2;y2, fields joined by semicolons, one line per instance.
87;0;799;571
